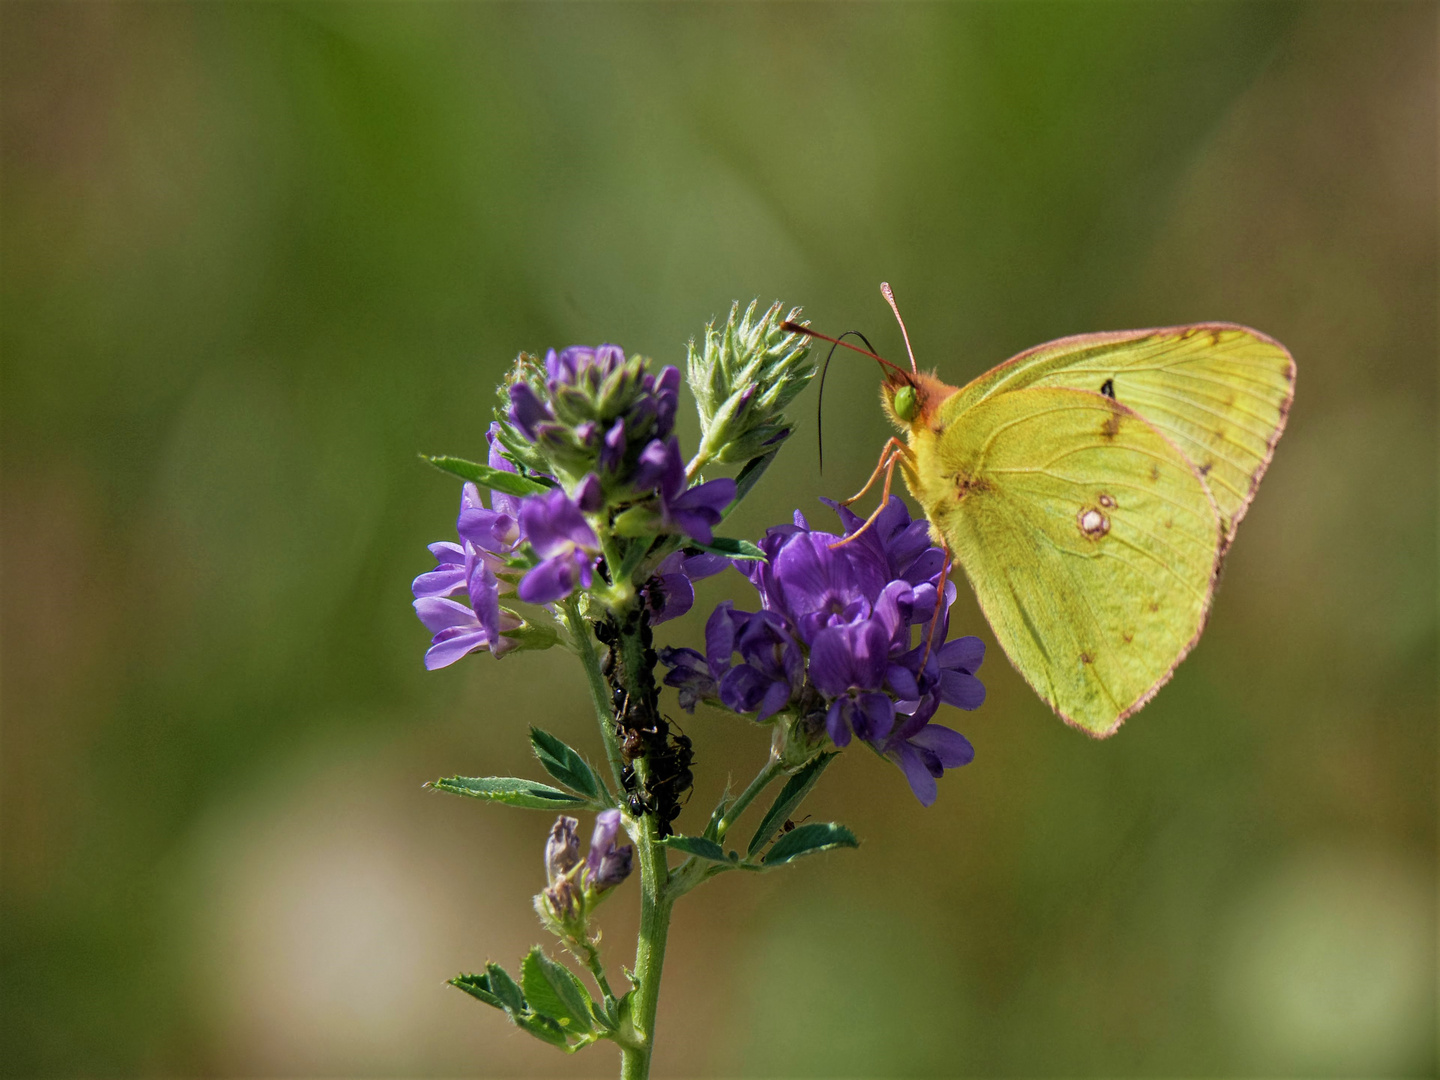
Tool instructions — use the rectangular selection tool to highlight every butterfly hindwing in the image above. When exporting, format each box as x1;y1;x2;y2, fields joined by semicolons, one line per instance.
912;386;1222;736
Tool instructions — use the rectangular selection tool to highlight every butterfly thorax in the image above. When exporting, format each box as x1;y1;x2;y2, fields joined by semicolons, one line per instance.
881;371;968;546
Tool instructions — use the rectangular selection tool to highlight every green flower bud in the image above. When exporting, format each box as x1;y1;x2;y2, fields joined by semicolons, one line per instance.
686;301;813;469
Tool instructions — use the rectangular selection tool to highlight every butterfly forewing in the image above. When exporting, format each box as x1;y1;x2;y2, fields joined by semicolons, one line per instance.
917;387;1222;736
950;324;1294;545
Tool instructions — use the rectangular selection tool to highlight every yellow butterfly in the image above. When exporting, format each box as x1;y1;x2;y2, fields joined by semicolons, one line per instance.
788;284;1295;737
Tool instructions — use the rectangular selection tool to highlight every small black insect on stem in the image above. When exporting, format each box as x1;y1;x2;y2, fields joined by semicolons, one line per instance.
593;579;696;837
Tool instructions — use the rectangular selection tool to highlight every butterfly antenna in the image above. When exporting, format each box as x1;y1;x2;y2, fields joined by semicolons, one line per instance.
880;282;919;375
816;330;880;474
782;321;911;381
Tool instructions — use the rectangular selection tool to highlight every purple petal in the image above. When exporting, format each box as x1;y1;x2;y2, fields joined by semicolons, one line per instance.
909;724;975;768
939;669;986;710
671;477;736;517
854;692;896;742
649;572;694;625
600;419;626;474
719;664;770;714
423;626;491;670
681;551;728;580
414;595;479;635
519;489;598;557
891;743;939;806
574;473;605;513
808;627;856;697
508;382;550;440
704;602;737;677
412;565;467;599
938;635;985;673
754;679;793;723
885;662;920;701
825;698;851;747
518;554;581;605
634;438;681;496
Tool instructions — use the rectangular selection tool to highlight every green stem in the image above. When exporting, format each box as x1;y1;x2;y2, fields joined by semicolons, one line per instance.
620;822;672;1080
716;753;785;842
563;597;626;795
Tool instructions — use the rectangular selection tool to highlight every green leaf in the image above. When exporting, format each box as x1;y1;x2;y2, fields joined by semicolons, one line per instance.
450;972;505;1010
484;962;527;1013
724;451;777;518
688;535;766;562
421;454;551;497
748;753;837;856
529;728;603;801
663;834;729;862
521;947;595;1031
430;776;586;810
762;822;859;866
513;1011;570;1047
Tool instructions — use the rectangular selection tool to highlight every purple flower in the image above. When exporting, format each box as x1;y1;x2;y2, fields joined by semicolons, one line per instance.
647;548;728;625
413;595;523;670
657;646;718;711
707;603;805;722
584;809;633;889
412;481;523;667
635;436;735;545
517;488;600;605
663;497;984;804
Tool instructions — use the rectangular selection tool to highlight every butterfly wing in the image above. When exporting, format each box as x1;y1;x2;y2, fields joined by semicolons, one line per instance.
916;386;1222;736
949;324;1294;547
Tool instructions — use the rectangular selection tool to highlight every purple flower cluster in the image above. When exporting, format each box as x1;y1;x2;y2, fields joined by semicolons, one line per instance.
502;345;733;544
661;497;983;805
414;342;739;668
413;425;600;669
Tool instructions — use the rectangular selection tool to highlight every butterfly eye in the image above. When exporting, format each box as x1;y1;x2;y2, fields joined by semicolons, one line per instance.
894;385;919;422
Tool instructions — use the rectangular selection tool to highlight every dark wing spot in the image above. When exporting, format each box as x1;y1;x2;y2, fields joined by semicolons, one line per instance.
1100;410;1121;440
1079;652;1093;665
1122;632;1133;644
1150;464;1161;481
1100;378;1115;399
1210;329;1225;346
1148;601;1159;613
1163;518;1173;529
1198;462;1213;476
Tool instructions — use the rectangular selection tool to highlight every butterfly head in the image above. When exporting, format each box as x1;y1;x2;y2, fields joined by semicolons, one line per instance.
880;369;958;433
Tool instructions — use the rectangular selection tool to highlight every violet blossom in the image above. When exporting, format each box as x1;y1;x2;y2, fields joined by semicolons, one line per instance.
662;497;984;805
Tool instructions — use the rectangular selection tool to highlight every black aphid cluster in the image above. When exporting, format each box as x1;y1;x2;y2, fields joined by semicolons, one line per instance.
595;599;694;838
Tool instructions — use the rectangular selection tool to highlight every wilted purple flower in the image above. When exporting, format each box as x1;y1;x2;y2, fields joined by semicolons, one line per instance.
584;809;633;889
664;497;984;805
516;488;600;605
545;815;581;882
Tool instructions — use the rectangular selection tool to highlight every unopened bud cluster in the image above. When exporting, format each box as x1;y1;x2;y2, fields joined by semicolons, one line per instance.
687;301;813;468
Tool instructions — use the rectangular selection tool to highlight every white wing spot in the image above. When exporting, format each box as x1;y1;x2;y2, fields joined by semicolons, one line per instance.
1098;493;1116;508
1078;507;1110;538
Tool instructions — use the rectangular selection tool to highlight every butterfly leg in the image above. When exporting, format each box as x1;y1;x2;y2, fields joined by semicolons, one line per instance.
831;442;911;548
839;437;908;507
919;543;953;669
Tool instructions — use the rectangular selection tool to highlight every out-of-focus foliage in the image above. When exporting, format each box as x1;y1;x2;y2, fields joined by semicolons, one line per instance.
1;3;1433;1077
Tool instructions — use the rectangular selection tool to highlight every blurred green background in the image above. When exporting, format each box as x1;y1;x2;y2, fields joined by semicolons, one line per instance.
2;2;1434;1076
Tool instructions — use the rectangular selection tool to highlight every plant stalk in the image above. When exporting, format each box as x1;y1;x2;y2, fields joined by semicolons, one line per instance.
563;598;627;795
